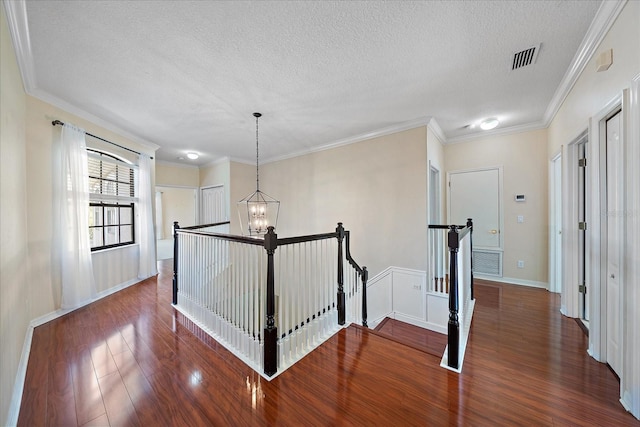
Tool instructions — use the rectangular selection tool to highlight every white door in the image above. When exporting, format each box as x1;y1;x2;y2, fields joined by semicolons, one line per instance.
200;185;226;224
449;168;501;248
606;110;622;376
448;168;502;276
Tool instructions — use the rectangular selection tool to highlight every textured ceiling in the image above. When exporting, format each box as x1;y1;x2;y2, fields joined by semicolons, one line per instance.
19;0;602;165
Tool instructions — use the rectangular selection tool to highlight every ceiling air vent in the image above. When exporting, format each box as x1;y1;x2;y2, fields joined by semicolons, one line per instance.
511;44;540;70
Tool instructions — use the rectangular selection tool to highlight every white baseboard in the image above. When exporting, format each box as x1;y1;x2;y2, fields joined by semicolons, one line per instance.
7;276;146;426
476;274;548;289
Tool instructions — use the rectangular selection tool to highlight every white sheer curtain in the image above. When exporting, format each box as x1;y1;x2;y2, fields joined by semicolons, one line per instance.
138;153;157;278
57;124;96;309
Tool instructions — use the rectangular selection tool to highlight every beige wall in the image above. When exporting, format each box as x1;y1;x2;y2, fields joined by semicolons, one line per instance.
229;161;257;235
1;16;158;421
445;129;549;284
255;127;428;277
1;7;30;424
156;161;199;187
157;186;196;235
548;1;640;153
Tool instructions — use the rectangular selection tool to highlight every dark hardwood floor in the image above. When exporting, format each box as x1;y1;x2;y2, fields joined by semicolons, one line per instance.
18;263;639;426
373;317;447;357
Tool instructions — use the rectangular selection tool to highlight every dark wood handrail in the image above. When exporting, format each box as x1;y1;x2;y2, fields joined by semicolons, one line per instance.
172;220;368;376
177;228;264;245
181;221;231;230
277;231;338;246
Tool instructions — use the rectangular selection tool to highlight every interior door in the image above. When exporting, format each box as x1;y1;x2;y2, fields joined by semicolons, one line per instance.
448;168;502;276
200;185;226;224
606;110;622;376
449;168;501;249
577;140;588;321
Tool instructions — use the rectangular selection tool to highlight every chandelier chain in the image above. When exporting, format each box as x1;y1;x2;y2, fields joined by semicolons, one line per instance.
256;114;260;192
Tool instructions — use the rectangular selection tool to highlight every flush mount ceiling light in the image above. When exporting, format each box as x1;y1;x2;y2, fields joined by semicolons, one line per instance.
480;118;499;130
237;113;280;236
187;152;199;160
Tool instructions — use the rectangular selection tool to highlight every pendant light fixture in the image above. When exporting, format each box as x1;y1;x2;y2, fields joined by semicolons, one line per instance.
237;113;280;236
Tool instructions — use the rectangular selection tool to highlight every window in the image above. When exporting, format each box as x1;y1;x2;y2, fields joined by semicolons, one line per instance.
87;149;137;251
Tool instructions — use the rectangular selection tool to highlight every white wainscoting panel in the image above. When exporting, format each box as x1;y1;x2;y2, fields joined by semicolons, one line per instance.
367;267;448;334
367;268;393;329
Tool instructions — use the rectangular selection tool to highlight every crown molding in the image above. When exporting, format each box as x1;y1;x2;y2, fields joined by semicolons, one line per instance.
262;116;432;164
542;0;627;126
4;1;160;153
446;120;547;145
426;117;447;144
33;87;160;152
3;0;35;92
155;159;200;170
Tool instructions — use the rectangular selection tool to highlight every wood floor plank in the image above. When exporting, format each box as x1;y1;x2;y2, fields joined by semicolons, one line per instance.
18;262;639;426
96;371;141;426
70;346;106;425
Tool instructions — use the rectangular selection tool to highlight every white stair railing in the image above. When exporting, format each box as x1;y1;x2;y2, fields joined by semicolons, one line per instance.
172;222;367;379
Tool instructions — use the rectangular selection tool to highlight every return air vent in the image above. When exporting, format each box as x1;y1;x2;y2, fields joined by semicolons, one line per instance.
511;44;540;70
473;250;502;276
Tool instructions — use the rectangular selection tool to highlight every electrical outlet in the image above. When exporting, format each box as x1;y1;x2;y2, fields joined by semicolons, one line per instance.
517;215;524;223
517;260;525;268
413;284;421;290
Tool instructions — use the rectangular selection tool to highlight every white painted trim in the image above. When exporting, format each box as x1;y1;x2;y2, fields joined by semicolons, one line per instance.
563;130;588;319
440;299;476;373
587;94;623;362
620;74;640;420
6;275;146;426
446;120;546;144
2;2;160;154
549;150;563;293
542;0;628;126
262;116;431;164
2;0;35;92
155;159;200;170
476;274;548;290
6;321;33;427
426;117;447;144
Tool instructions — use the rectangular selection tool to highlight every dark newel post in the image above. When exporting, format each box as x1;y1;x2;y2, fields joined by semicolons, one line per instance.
467;218;474;300
172;221;180;305
263;226;278;377
447;225;460;369
362;266;368;328
336;223;346;325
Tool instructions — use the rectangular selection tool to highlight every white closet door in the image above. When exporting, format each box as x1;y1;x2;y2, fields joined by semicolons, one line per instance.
200;185;226;224
448;168;501;249
606;111;622;376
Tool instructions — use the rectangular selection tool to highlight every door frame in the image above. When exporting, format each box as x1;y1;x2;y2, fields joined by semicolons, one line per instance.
587;94;622;362
562;131;587;317
446;166;504;251
548;151;562;293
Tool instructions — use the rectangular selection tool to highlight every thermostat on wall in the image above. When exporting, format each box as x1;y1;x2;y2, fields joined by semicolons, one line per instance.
515;194;526;202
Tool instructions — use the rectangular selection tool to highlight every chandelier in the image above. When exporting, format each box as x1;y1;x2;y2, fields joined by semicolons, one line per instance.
237;113;280;236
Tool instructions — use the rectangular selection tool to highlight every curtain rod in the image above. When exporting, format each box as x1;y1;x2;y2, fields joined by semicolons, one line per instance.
51;120;153;159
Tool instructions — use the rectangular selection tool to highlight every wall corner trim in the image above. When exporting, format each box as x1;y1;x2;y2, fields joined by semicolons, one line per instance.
542;0;628;126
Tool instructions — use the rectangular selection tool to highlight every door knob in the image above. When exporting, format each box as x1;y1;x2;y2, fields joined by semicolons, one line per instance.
610;274;615;279
490;229;498;234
